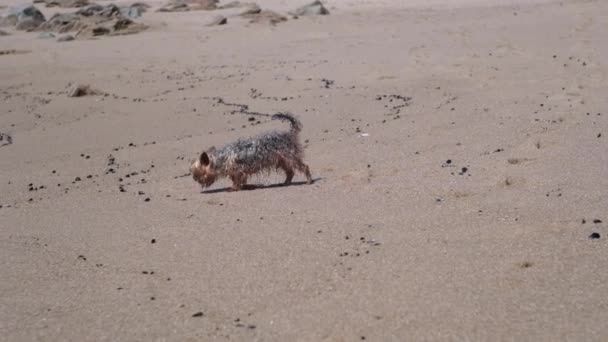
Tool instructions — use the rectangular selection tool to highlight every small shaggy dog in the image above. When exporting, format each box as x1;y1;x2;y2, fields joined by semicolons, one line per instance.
190;112;312;191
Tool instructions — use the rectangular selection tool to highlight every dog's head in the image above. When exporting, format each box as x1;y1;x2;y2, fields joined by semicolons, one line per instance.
190;149;217;189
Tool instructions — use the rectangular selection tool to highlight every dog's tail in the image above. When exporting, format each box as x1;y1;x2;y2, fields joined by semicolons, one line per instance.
272;112;302;134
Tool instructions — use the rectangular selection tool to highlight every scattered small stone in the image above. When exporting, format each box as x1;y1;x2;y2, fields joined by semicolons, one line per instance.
68;84;101;97
589;232;601;239
144;198;150;202
0;133;13;147
593;219;602;224
151;239;156;244
192;311;204;317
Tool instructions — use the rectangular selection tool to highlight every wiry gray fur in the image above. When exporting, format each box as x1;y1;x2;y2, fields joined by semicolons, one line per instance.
191;112;312;190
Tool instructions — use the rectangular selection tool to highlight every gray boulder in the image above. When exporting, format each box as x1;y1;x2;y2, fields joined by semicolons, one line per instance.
38;0;90;8
206;15;227;26
57;34;74;42
0;4;46;30
38;31;56;39
38;13;82;33
289;1;329;16
120;3;150;18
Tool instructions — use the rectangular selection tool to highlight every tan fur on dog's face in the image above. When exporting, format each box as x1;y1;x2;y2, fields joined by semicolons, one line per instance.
190;152;217;188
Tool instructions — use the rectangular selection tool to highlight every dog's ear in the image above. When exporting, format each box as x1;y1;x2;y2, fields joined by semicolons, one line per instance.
200;152;210;166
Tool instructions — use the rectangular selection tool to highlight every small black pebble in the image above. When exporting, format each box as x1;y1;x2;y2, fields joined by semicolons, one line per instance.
151;239;156;244
150;297;155;301
75;177;81;181
461;167;468;173
144;198;150;202
593;219;602;224
446;159;452;164
589;232;601;239
192;312;204;317
248;325;256;330
582;219;586;224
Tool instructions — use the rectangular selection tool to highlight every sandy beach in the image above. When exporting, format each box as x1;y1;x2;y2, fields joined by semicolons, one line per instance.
1;0;607;340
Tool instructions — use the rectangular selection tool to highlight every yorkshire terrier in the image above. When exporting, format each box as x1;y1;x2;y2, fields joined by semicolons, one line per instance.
190;112;312;191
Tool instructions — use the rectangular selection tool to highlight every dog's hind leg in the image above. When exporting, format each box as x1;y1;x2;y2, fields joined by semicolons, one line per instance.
278;159;295;185
295;160;312;184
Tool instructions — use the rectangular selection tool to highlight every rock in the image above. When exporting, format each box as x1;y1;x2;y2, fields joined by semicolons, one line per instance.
38;13;83;33
204;1;259;17
68;84;100;97
16;17;43;30
40;0;90;8
219;1;250;9
157;1;189;12
0;4;46;30
0;133;12;147
188;0;219;10
157;0;218;12
57;34;74;41
288;1;329;16
0;29;9;36
38;31;56;39
76;4;121;17
243;10;287;25
38;5;147;37
238;3;261;16
120;4;147;18
206;15;227;26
